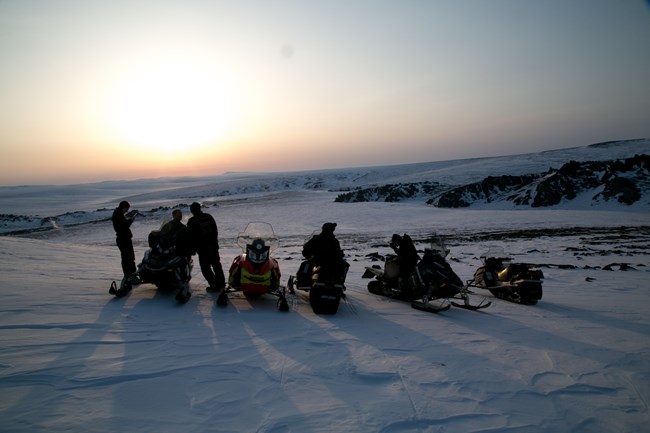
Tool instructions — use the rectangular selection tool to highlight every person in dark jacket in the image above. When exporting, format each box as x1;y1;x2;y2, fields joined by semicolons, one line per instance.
302;223;343;264
159;209;185;249
112;200;139;283
302;222;346;282
390;233;419;287
187;202;226;294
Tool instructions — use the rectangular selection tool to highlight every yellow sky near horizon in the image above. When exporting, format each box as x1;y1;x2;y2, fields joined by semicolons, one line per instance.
1;1;649;186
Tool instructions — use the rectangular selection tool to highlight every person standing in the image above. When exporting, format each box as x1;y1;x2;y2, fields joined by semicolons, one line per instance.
187;202;226;297
112;200;139;284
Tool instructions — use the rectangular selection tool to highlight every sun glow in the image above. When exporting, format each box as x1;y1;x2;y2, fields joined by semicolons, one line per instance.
105;62;240;154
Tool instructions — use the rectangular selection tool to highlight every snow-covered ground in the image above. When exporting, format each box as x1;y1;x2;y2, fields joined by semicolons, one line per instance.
1;141;649;432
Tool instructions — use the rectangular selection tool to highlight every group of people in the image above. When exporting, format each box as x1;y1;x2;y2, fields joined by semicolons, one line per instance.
112;201;226;294
112;201;346;294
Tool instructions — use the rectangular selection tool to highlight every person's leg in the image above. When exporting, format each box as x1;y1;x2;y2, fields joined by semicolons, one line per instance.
198;253;218;289
117;237;136;277
211;251;226;288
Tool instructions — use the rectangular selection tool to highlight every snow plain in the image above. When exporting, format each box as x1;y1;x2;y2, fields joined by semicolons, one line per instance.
1;141;649;432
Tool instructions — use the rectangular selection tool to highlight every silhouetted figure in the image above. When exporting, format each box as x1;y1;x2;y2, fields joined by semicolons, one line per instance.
159;209;185;249
302;222;346;283
112;200;138;283
390;233;419;280
187;202;225;293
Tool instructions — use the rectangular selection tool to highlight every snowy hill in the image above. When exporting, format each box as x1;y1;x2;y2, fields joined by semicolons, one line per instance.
430;154;650;208
1;138;648;235
336;142;650;207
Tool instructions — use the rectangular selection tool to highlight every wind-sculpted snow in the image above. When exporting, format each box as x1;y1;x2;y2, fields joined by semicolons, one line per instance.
0;214;649;432
2;139;650;433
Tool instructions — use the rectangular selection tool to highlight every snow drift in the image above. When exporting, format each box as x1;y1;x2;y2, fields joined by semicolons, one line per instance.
1;139;649;432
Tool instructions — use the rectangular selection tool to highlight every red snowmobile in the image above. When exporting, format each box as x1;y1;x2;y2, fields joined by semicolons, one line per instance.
467;246;543;305
220;222;289;311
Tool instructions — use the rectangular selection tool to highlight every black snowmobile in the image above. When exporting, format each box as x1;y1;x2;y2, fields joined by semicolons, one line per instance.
467;246;543;305
287;229;349;315
288;259;349;314
110;228;193;303
363;234;490;313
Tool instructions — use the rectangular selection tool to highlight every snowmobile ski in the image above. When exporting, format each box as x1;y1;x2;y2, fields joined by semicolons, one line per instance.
411;300;451;313
109;279;132;298
450;299;492;310
175;288;191;304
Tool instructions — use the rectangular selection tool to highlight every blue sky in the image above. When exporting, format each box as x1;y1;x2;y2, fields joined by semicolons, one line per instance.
1;0;649;185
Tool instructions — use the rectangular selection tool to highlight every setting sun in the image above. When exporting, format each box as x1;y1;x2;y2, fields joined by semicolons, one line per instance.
1;1;648;186
104;61;240;154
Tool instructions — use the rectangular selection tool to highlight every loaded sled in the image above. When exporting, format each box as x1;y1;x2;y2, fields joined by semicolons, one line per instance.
467;246;543;305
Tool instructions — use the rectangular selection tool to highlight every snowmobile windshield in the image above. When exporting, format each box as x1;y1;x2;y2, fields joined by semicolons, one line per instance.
236;222;279;253
428;234;450;258
481;246;510;264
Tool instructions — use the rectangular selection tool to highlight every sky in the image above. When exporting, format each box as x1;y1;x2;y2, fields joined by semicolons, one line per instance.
1;0;649;186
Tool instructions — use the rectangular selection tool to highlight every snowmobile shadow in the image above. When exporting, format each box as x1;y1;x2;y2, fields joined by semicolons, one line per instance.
143;284;188;303
108;291;214;429
238;308;398;429
206;299;325;432
216;292;285;312
447;304;639;369
4;298;126;432
306;297;647;430
533;300;650;337
238;298;532;431
110;282;192;306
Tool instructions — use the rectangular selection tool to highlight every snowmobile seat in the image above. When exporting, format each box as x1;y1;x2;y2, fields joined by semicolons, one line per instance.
383;256;401;280
296;260;313;289
507;263;530;280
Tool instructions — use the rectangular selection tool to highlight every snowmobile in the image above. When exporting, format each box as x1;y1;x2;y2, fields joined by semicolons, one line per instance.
287;232;349;315
110;228;193;303
467;246;543;305
220;222;289;311
287;258;349;315
363;234;490;313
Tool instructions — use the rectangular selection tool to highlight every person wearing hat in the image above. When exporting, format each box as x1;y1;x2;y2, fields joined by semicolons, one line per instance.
112;200;139;283
390;233;419;289
187;202;226;297
302;222;345;280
